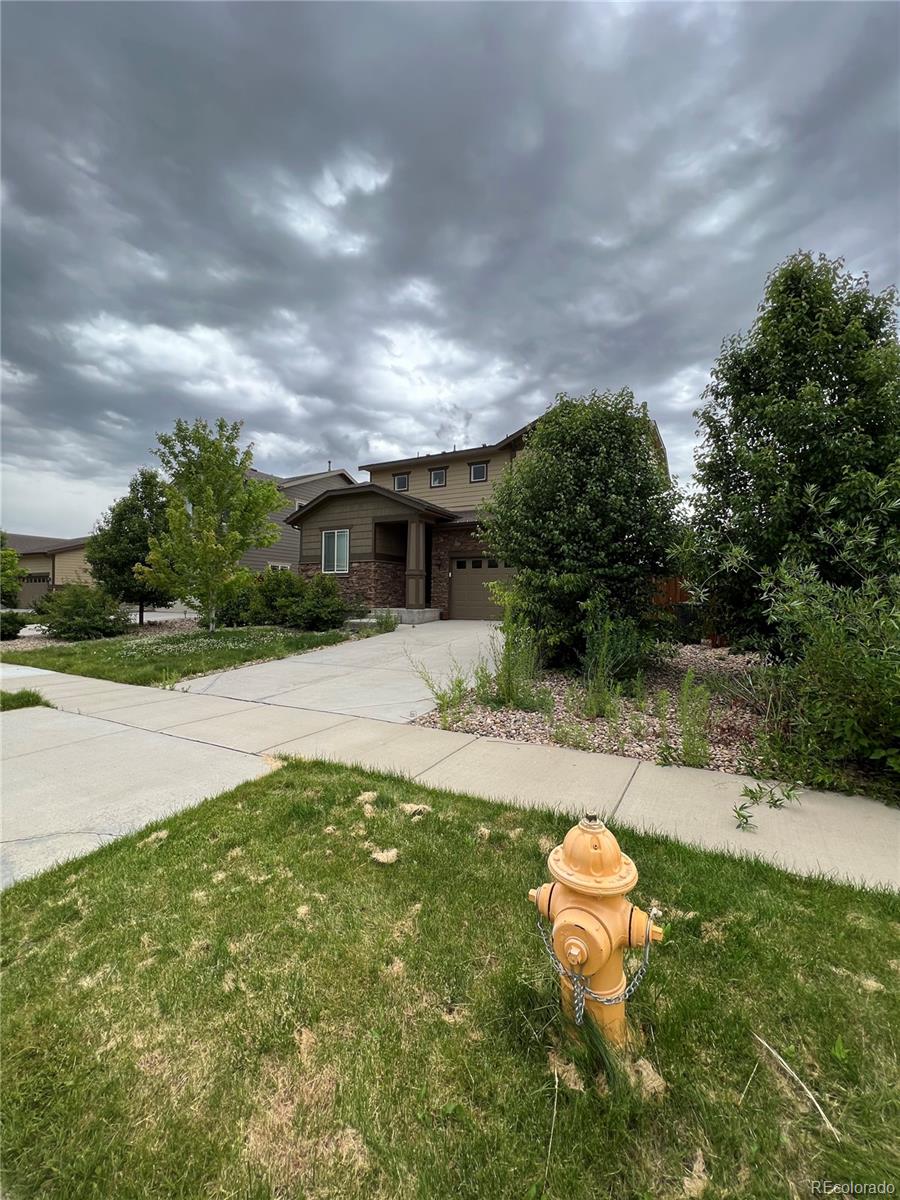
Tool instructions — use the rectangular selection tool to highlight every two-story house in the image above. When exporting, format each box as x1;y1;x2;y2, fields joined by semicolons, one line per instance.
285;423;536;620
286;418;670;620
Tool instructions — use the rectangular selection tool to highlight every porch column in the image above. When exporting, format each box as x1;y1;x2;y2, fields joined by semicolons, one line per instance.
405;518;427;608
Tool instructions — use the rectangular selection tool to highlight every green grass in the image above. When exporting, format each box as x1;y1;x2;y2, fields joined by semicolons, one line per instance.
0;688;53;711
2;762;897;1200
0;626;347;686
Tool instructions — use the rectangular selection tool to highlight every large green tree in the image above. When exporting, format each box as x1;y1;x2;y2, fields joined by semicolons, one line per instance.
136;418;282;631
85;469;173;624
0;533;25;607
689;252;900;639
479;389;677;660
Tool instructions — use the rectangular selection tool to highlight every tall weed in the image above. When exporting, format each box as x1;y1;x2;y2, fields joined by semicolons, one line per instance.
676;669;711;768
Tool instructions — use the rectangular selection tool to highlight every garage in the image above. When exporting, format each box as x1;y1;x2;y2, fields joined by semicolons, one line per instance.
448;556;514;620
18;573;51;608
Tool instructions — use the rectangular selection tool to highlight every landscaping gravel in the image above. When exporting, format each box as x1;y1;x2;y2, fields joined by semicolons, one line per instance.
8;617;200;651
416;643;763;775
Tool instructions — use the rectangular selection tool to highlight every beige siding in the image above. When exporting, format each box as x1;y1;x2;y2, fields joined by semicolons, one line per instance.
17;553;53;574
297;493;418;564
53;547;91;585
239;476;354;574
240;503;302;573
368;449;513;511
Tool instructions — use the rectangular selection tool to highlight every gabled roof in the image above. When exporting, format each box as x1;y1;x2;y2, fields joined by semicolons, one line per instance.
281;467;356;487
284;483;458;527
358;420;537;473
248;466;356;487
5;533;89;554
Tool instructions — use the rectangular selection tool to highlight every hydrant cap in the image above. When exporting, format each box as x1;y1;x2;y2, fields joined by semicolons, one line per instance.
546;812;639;895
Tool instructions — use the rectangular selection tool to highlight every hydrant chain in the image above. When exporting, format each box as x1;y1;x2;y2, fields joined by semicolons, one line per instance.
535;907;660;1025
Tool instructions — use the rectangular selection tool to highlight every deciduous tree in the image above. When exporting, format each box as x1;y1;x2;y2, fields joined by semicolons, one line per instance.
136;418;282;631
85;468;173;624
689;252;900;639
0;533;25;608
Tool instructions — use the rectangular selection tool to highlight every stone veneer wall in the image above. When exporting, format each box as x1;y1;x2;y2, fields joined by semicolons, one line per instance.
299;561;406;608
430;525;488;613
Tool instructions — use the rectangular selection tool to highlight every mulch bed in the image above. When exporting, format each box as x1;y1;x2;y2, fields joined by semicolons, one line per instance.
416;643;763;775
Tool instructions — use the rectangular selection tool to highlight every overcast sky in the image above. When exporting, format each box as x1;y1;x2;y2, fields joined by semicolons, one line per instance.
2;2;897;536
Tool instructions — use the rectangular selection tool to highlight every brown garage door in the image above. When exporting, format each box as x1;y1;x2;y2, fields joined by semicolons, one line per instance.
18;573;51;608
449;557;515;619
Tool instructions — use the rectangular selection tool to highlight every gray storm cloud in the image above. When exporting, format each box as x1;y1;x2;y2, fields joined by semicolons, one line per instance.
1;1;897;535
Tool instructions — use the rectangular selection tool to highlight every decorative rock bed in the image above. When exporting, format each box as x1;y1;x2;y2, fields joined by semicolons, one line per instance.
415;643;764;775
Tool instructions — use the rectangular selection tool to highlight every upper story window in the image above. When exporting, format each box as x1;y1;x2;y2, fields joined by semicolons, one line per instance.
393;473;409;492
429;467;447;488
322;529;349;574
469;461;488;483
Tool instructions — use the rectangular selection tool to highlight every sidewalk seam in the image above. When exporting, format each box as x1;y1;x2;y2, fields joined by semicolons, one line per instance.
609;759;642;818
411;735;479;780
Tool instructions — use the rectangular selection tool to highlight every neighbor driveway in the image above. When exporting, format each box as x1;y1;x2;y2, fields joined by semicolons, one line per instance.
178;619;497;723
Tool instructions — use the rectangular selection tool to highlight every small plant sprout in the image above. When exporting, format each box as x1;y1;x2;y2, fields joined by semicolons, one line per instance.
655;689;675;765
741;780;802;809
740;783;768;806
677;669;711;768
551;721;592;752
778;781;802;806
733;802;757;832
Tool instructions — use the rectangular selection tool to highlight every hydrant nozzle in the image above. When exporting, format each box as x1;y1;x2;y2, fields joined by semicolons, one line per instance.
529;812;664;1045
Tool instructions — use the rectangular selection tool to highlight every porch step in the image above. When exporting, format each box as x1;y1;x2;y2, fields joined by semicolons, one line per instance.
371;607;442;625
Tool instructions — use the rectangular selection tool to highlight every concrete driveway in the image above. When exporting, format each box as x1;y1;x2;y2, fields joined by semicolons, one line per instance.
178;620;497;723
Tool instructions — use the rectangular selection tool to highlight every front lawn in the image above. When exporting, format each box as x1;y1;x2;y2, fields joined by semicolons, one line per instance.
2;761;896;1200
0;688;52;712
0;626;347;686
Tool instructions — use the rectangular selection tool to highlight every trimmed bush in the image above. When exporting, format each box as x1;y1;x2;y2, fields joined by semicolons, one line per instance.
216;570;260;628
217;569;349;632
299;573;348;631
34;585;131;641
0;611;30;641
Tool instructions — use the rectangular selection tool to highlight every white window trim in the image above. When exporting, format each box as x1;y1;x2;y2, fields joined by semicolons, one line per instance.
321;528;350;574
469;461;488;483
393;473;410;492
268;562;292;572
429;466;447;488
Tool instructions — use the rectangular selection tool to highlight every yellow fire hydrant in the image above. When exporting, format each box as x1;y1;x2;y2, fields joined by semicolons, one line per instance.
529;812;663;1045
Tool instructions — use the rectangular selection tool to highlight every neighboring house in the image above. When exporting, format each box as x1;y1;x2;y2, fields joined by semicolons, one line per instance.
243;467;356;572
4;534;91;606
5;467;355;608
286;419;669;620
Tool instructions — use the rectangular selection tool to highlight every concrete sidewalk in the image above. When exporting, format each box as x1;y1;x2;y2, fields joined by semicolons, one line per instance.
2;663;898;890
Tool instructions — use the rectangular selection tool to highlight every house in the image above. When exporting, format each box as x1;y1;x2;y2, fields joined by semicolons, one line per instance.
4;534;92;606
286;419;669;621
284;422;529;620
242;467;356;573
5;467;356;608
